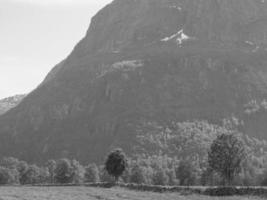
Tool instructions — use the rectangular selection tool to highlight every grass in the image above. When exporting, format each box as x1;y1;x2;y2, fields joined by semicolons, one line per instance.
0;187;265;200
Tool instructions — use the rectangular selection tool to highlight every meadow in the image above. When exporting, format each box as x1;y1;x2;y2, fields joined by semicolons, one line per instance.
0;187;265;200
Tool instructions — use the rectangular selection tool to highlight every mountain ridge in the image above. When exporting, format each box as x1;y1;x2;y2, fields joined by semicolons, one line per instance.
0;0;267;163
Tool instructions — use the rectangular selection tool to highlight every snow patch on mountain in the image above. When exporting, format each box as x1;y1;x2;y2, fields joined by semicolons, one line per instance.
161;29;196;45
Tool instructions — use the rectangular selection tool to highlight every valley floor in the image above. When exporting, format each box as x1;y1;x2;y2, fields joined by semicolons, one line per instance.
0;187;264;200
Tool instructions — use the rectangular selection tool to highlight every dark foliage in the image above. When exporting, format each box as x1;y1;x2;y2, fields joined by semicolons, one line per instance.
208;133;246;185
54;159;74;184
105;149;127;182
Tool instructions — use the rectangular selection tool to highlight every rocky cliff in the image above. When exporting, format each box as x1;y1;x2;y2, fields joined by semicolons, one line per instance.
0;0;267;163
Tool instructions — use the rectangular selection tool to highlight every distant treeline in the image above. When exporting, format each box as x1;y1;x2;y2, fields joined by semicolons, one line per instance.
0;132;267;187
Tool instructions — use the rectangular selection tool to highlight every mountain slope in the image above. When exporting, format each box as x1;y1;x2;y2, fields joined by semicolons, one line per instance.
0;0;267;163
0;95;25;115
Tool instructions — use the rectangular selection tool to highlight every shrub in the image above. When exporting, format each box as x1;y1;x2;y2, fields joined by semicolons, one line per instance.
17;161;29;180
0;167;16;185
38;167;50;183
130;165;147;184
54;159;74;184
152;167;169;186
176;160;197;186
85;163;100;183
71;160;85;184
121;166;131;183
166;168;178;186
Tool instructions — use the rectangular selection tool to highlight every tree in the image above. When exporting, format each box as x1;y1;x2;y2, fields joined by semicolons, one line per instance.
0;167;12;185
176;160;197;186
17;161;29;182
85;164;100;183
105;148;127;182
71;159;85;184
99;165;114;182
208;133;245;185
38;167;50;184
46;160;56;183
167;167;178;186
20;165;40;185
54;159;74;184
200;167;221;186
130;164;146;184
152;167;169;186
0;157;20;169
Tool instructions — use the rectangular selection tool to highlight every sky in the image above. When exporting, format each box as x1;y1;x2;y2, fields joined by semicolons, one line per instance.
0;0;112;99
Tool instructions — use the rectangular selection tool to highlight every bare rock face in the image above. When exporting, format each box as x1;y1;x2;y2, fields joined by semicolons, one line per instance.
69;0;267;57
0;0;267;163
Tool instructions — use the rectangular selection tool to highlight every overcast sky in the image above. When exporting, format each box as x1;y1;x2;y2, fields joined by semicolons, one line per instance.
0;0;112;98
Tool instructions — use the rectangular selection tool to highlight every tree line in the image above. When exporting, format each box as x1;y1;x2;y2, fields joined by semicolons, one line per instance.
0;133;267;186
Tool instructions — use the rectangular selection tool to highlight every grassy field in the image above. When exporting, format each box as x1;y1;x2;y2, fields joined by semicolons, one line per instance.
0;187;265;200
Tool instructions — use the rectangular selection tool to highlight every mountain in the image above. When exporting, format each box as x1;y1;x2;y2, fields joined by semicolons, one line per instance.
0;95;25;115
0;0;267;163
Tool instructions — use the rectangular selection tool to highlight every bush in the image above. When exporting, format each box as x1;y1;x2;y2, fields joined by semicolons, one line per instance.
38;167;50;183
0;167;17;185
166;168;178;186
130;165;147;184
71;160;85;184
176;160;197;186
152;167;169;186
54;159;74;184
85;164;100;183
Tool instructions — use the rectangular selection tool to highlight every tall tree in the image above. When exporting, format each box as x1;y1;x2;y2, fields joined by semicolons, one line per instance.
46;160;56;183
105;149;127;183
208;133;245;185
